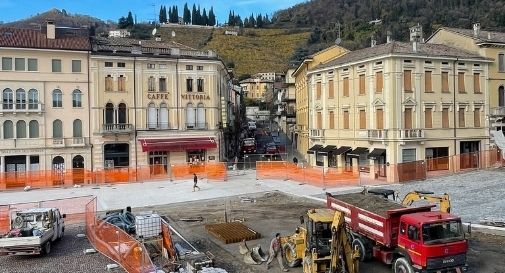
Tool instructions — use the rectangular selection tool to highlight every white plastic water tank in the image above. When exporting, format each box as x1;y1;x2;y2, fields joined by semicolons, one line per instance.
135;214;162;239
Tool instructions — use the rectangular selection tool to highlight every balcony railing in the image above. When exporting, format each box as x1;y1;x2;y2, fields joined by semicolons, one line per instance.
0;103;45;113
102;124;134;134
185;123;208;130
490;107;505;117
309;129;324;138
146;122;171;130
367;129;389;139
399;129;424;139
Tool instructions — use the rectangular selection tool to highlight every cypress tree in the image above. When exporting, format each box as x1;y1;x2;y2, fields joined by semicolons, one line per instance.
174;6;179;23
183;3;191;24
202;8;208;25
192;4;197;25
127;11;134;27
209;7;216;26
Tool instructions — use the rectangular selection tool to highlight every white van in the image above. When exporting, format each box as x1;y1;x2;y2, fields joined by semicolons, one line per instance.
248;121;257;130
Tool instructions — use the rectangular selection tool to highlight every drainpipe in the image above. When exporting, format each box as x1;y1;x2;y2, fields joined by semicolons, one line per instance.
87;51;93;172
176;59;180;130
134;57;138;175
306;63;310;159
453;59;458;156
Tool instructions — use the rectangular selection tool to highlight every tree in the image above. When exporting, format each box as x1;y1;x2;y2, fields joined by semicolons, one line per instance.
118;16;129;29
209;7;216;26
244;18;250;28
127;11;134;27
159;6;164;23
249;14;256;27
256;14;263;28
168;6;173;23
183;3;191;24
196;5;201;25
228;11;233;26
173;6;179;23
192;4;197;25
202;8;208;25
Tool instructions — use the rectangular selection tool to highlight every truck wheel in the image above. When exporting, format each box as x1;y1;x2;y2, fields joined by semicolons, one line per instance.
352;238;371;262
393;257;414;273
283;242;302;267
43;242;51;255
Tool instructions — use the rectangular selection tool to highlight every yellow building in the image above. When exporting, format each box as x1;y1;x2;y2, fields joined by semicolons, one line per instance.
239;77;273;100
306;37;491;181
0;24;91;173
292;45;349;159
89;37;232;171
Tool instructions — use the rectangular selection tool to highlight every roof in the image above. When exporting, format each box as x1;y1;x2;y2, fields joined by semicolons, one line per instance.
0;27;90;51
312;41;489;71
92;37;195;51
307;208;335;223
401;211;460;225
239;78;274;84
440;27;505;44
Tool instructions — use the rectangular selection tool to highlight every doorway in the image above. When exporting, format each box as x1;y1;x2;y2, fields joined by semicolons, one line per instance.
52;156;65;185
104;143;129;168
149;151;168;175
72;155;85;184
460;141;480;169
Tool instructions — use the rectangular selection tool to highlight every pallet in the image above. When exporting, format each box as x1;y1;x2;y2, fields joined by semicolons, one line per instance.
205;222;261;244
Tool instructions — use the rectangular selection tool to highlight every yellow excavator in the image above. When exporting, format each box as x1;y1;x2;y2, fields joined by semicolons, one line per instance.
280;208;360;273
367;188;451;213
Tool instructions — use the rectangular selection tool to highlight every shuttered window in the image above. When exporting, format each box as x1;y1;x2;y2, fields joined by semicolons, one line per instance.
343;77;349;97
359;110;366;129
375;72;383;93
404;70;412;92
474;73;481;93
359;74;365;95
425;108;433;128
343;110;349;129
328;80;334;98
442;108;449;128
316;82;321;100
404;108;412;129
458;108;466;128
425;71;432;92
442;72;449;93
329;111;335;129
317;112;322;129
376;109;384;129
458;72;465;93
474;108;481;127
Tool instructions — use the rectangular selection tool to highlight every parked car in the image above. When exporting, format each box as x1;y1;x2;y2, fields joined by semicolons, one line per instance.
266;143;279;154
241;138;256;154
247;121;257;130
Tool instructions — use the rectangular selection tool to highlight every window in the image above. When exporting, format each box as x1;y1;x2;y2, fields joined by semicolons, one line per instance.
499;54;505;72
3;120;13;139
197;79;204;92
442;72;449;93
72;90;82;108
159;103;168;129
52;89;62;107
329;111;335;129
458;107;466;127
159;63;167;69
197;65;204;70
442;108;450;128
15;58;25;71
425;71;432;92
16;120;26;138
27;58;38;71
328;80;334;98
105;103;114;124
186;65;193;70
29;120;39;138
118;103;127;124
402;148;417;163
359;110;366;129
376;109;384;129
186;78;193;92
148;76;155;92
105;62;113;67
52;59;62;72
147;103;157;129
2;57;12;70
474;73;481;93
343;77;349;97
197;103;205;129
474;108;481;127
343;110;350;129
71;60;81;73
159;78;167;92
316;112;322;129
2;88;13;109
117;62;126;68
186;103;195;128
15;89;26;110
105;75;113;91
359;74;366;95
316;82;321;100
404;70;412;92
425;108;433;128
375;72;383;93
73;119;82;137
28;89;38;109
118;75;126;92
458;72;465;93
404;108;413;129
147;63;155;69
53;119;63;138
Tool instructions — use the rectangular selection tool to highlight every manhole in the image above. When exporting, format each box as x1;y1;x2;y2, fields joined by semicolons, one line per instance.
205;222;261;244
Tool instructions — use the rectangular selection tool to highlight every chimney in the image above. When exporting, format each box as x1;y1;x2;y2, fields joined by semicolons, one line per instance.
473;23;481;37
488;32;492;40
46;21;55;39
371;38;377;48
410;24;423;52
386;31;392;43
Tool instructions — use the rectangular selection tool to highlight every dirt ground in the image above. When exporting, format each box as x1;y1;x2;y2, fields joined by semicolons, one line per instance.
143;192;505;273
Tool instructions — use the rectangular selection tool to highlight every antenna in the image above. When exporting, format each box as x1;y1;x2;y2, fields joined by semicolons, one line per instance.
335;22;342;45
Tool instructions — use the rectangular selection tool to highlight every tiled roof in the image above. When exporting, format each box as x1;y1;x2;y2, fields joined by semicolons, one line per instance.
312;41;488;71
0;27;90;51
443;27;505;44
92;37;195;52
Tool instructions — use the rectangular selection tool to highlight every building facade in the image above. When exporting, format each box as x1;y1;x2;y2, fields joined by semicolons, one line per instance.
0;25;91;173
89;37;232;171
305;38;491;181
281;68;296;141
239;77;274;100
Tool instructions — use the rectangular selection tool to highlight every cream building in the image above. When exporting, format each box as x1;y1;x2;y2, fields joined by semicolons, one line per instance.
0;24;91;174
89;37;232;171
306;34;491;181
292;45;349;159
239;77;273;100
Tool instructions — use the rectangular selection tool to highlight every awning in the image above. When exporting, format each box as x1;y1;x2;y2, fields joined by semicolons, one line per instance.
333;146;352;155
368;148;386;159
139;137;217;152
319;145;337;155
307;144;323;154
347;147;369;158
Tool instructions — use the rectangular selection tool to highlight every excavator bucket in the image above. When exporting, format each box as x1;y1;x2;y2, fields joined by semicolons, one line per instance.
239;240;250;255
238;241;268;265
250;245;268;263
243;251;260;264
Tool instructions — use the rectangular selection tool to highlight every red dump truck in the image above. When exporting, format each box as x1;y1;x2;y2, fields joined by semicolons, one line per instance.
326;192;467;273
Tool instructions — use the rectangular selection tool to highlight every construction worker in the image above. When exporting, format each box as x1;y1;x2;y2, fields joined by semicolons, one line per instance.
193;173;200;192
266;233;289;271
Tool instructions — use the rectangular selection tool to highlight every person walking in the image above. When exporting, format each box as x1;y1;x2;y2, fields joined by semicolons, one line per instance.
266;233;289;271
193;173;200;192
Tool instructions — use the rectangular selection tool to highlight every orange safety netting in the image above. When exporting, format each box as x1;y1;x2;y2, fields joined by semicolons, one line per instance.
161;221;177;260
170;162;227;181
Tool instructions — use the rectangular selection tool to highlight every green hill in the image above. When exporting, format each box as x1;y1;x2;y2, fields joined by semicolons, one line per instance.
158;26;214;49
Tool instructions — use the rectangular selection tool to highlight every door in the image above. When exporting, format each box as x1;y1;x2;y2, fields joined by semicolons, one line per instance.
404;108;412;129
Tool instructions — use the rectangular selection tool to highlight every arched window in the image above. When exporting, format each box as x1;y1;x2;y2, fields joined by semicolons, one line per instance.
159;103;168;129
72;89;82;107
3;88;13;109
105;103;114;124
186;103;195;128
73;119;82;137
3;120;13;139
16;120;26;138
15;89;26;110
197;103;205;129
52;89;62;107
118;103;127;124
28;89;38;109
29;120;39;138
53;119;63;138
148;103;157;129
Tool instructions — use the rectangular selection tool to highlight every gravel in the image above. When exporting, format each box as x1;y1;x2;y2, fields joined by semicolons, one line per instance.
0;225;125;273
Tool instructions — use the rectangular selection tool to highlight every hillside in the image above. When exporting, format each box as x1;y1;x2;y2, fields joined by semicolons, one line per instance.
158;26;214;49
272;0;505;63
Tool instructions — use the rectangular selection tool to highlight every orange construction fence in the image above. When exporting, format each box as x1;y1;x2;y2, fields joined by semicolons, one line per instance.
170;162;227;181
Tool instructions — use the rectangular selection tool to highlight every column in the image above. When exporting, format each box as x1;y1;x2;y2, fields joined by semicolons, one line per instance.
26;155;30;172
0;156;4;173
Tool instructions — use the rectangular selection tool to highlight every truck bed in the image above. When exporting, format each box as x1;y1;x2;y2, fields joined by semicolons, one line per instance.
335;193;404;216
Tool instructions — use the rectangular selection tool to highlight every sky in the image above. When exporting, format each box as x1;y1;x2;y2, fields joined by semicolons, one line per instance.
0;0;305;24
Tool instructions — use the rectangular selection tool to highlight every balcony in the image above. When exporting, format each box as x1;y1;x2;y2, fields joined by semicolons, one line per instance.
309;129;325;138
102;124;134;134
49;137;89;147
185;123;209;130
398;129;424;139
490;107;505;117
367;129;389;140
0;138;45;148
145;123;171;131
0;103;45;114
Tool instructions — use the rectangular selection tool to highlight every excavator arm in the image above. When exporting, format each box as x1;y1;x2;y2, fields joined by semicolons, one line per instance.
402;191;451;213
330;211;360;273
